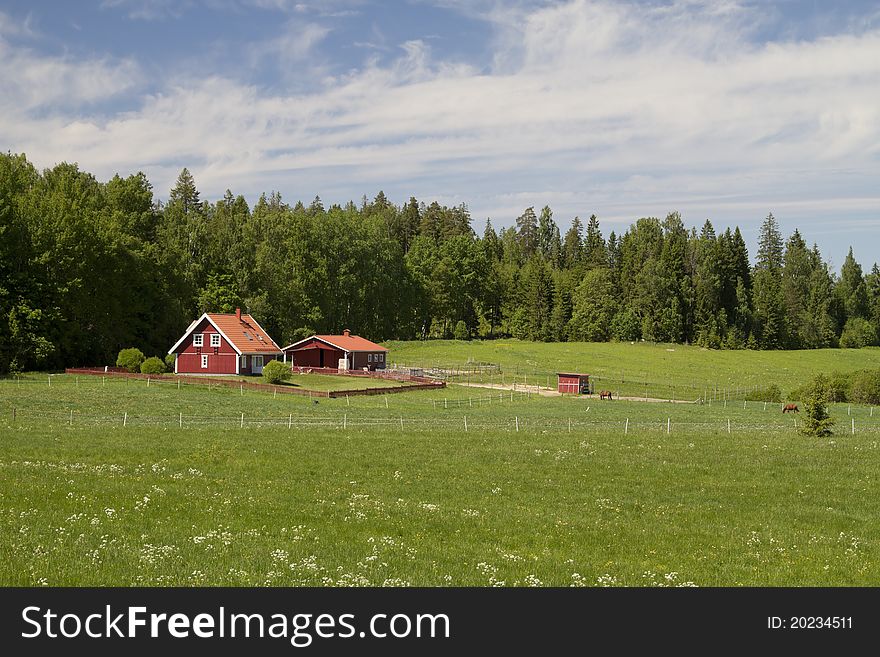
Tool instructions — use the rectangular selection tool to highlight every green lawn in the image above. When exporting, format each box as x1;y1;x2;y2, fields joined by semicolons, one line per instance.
383;339;880;399
168;372;410;392
1;370;879;586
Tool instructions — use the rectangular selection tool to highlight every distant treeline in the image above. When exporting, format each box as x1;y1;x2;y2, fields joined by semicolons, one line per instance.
1;152;879;372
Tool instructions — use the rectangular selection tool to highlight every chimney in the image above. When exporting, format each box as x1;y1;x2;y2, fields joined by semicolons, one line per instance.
343;328;351;337
235;307;242;321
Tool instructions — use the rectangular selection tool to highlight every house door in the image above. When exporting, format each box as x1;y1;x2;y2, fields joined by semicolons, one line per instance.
252;355;264;374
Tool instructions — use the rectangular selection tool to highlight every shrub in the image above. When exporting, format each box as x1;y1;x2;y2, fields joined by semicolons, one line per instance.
790;371;850;403
116;347;145;373
799;374;834;437
453;320;470;341
140;357;166;375
827;372;851;402
744;384;781;403
839;317;878;348
164;353;176;371
849;369;880;405
262;359;292;384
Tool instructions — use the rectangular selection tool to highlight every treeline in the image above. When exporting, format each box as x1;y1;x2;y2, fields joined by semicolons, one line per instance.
2;152;879;372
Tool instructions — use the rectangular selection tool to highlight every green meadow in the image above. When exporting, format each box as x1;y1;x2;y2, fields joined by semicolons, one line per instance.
2;343;880;587
385;339;880;399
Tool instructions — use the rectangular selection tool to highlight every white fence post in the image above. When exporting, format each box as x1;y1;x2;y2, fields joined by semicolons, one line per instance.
625;418;629;435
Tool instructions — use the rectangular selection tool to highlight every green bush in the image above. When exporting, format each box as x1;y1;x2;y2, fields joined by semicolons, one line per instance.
140;357;166;375
790;371;851;403
262;359;292;384
453;320;470;341
849;369;880;405
164;353;176;371
116;347;145;373
744;384;781;402
827;372;851;402
840;317;878;348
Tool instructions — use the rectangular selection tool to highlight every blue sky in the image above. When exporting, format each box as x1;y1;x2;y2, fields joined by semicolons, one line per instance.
2;0;879;269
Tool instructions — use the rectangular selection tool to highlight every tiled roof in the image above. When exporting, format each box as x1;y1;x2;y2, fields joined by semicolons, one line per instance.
284;334;387;353
207;313;282;354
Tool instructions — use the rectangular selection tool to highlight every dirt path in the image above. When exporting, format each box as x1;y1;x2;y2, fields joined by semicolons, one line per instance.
453;381;697;403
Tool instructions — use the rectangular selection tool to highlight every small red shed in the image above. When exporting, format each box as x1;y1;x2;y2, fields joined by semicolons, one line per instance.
168;308;282;375
557;372;591;395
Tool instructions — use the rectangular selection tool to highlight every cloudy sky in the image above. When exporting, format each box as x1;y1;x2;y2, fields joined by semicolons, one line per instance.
2;0;879;268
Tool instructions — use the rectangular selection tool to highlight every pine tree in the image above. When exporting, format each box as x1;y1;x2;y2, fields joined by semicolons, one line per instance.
584;214;605;268
537;206;557;261
562;215;584;269
752;213;786;348
693;220;723;345
800;374;834;437
168;167;200;215
837;247;870;321
781;230;811;348
516;207;538;259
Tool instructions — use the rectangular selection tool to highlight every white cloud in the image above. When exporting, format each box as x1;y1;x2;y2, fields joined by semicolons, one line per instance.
0;40;140;113
3;0;880;263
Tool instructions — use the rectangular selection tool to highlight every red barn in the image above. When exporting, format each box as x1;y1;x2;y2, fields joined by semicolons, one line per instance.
282;330;388;371
557;372;591;395
168;308;282;375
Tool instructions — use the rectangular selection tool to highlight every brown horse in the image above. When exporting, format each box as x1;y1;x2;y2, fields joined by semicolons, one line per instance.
782;403;799;413
599;390;613;400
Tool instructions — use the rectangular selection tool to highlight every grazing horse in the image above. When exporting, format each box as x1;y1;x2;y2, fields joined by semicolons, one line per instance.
782;403;799;414
599;390;613;400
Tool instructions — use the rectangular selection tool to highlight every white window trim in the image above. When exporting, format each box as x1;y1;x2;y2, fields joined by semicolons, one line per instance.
253;355;264;369
193;333;203;347
368;353;373;362
241;355;248;368
201;354;208;369
210;333;221;347
378;353;384;362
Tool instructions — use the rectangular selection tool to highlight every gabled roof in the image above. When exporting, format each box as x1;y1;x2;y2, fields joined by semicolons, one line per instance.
282;333;387;353
169;312;282;355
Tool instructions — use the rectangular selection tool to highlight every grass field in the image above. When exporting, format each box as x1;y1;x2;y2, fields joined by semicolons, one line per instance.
385;340;880;400
2;344;880;587
121;372;411;392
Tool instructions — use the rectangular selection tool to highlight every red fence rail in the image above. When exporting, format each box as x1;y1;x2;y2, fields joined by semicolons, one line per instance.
64;368;444;398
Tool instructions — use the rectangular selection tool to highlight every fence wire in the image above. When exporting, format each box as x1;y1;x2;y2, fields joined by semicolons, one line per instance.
5;406;880;435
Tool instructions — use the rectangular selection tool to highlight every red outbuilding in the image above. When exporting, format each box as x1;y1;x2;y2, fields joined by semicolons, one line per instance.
168;308;282;375
557;372;591;395
282;330;388;371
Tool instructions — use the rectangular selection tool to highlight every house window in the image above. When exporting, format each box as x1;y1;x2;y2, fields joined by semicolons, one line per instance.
253;355;264;370
193;333;203;347
210;333;221;347
378;353;384;362
241;355;248;369
201;354;209;369
368;354;373;362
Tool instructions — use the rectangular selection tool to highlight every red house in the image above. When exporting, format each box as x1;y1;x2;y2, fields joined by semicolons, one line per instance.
282;330;388;371
168;308;282;375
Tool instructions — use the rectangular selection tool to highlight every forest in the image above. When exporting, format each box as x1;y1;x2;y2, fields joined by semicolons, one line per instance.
1;151;879;372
